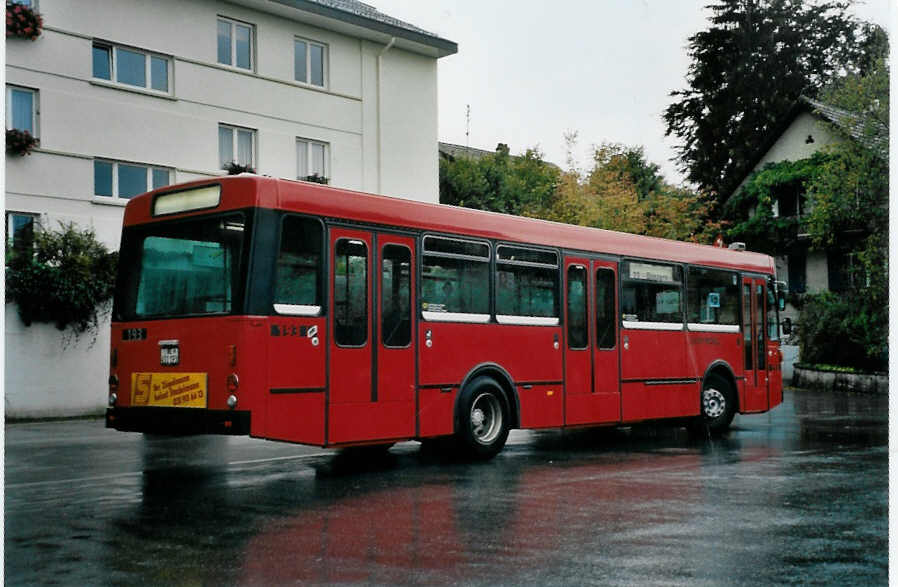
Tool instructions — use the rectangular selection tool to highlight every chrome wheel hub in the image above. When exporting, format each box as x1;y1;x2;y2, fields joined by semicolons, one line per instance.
703;387;726;419
470;393;502;445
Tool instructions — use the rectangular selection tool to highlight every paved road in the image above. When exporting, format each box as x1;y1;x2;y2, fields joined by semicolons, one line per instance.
5;388;887;585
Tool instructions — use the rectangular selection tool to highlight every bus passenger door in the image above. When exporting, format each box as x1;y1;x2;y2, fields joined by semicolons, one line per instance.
328;228;416;444
564;258;621;426
591;260;621;422
375;235;416;439
741;277;769;412
563;259;593;425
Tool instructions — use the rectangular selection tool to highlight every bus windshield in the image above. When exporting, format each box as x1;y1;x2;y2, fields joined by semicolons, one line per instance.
114;212;248;320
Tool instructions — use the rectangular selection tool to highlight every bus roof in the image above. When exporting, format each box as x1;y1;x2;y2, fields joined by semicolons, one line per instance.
125;176;775;275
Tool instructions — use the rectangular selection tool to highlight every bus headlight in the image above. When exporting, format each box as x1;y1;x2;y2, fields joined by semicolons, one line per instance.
108;393;118;407
227;394;238;409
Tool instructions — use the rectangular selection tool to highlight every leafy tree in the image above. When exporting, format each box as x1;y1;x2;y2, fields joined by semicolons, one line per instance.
527;141;721;242
439;145;559;216
664;0;867;203
6;222;118;343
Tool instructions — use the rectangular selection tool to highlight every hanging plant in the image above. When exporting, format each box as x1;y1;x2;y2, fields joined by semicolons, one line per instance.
6;2;43;40
225;162;255;175
6;128;39;156
303;173;329;185
6;222;118;345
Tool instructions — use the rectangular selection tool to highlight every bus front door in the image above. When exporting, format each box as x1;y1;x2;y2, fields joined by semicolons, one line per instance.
741;277;769;412
328;228;416;445
564;257;621;426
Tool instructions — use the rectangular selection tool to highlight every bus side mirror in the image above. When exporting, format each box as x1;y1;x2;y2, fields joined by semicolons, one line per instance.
782;317;792;335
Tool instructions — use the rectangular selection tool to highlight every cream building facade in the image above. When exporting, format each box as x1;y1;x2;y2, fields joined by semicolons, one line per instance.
5;0;456;417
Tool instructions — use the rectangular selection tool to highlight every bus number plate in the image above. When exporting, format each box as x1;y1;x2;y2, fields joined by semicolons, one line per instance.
160;343;180;366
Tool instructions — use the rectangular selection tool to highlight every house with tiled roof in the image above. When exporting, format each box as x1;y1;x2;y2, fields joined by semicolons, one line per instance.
725;95;886;379
5;0;456;417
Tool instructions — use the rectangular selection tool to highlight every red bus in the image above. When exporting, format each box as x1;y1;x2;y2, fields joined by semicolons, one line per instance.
105;176;783;459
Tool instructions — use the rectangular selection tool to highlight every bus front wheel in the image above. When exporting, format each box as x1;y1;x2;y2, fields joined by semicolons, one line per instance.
456;377;509;460
696;373;736;435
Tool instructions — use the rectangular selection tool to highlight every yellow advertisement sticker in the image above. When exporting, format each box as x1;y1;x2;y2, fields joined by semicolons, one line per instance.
131;373;208;408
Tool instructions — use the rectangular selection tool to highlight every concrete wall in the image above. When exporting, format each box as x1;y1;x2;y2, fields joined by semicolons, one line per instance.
5;0;444;417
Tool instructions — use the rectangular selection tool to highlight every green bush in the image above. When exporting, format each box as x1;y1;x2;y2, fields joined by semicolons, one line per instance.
797;291;887;373
6;223;118;340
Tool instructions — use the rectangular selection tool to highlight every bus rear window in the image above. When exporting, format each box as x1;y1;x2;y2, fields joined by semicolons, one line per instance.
115;213;246;320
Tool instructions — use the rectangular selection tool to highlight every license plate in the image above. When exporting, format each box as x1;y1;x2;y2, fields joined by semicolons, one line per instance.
131;373;207;408
160;344;179;366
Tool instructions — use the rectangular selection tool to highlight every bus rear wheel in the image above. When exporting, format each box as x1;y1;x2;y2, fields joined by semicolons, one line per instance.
456;377;509;460
695;373;736;435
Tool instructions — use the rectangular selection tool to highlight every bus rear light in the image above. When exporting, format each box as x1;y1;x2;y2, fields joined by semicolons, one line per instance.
227;373;239;393
108;374;119;391
227;394;238;409
227;345;237;367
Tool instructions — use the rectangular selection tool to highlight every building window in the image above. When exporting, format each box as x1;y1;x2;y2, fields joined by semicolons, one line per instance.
6;212;39;260
219;124;256;170
787;251;807;294
827;251;868;292
92;43;171;93
6;85;38;135
94;160;171;200
217;17;253;70
297;138;328;181
294;37;326;87
9;0;34;6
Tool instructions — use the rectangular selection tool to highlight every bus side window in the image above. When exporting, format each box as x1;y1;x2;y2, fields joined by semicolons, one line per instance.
421;236;490;320
334;239;368;346
274;216;322;315
686;267;739;326
620;261;682;325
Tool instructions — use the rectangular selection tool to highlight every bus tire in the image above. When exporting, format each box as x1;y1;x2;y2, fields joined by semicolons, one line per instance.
456;376;509;460
696;372;736;435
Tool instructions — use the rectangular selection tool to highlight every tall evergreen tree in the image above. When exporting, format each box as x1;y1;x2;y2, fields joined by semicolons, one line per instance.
663;0;866;204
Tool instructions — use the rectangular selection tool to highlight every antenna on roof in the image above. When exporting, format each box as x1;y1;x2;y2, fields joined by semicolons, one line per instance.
465;104;470;153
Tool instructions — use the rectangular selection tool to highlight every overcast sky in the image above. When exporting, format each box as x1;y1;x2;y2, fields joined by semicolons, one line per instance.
373;0;891;186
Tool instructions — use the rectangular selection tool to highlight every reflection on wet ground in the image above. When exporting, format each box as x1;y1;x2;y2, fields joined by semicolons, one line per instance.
5;388;887;585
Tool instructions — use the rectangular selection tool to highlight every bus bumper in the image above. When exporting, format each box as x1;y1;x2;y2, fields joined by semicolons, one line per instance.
106;407;250;436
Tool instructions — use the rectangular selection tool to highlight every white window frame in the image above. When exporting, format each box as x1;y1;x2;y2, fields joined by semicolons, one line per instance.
217;16;255;71
92;42;172;95
296;137;329;181
5;85;39;136
6;211;40;249
294;36;328;88
219;124;257;170
94;159;173;201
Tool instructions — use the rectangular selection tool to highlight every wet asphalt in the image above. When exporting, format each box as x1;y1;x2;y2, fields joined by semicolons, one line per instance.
4;387;887;586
